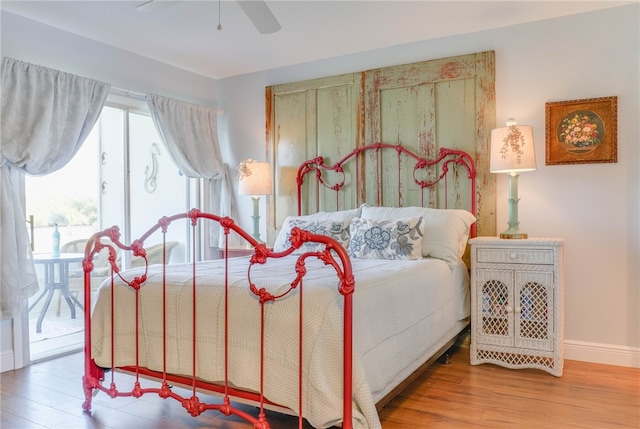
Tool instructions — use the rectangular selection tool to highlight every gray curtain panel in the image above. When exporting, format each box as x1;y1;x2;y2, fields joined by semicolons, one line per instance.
0;57;110;319
147;94;237;247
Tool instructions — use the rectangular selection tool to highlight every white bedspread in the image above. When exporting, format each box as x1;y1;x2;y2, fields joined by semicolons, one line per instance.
91;255;468;429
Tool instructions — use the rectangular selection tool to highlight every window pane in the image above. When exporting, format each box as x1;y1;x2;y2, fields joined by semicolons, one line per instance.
25;119;100;360
25;127;100;254
127;111;188;263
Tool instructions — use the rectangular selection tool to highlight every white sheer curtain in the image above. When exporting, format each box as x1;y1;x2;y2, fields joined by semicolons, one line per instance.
147;94;237;247
0;57;110;319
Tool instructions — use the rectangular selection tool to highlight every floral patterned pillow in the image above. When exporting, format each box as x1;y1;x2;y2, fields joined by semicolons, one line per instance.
274;218;351;254
348;217;424;260
360;204;476;264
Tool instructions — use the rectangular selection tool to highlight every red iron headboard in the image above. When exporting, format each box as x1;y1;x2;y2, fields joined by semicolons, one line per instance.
296;143;477;237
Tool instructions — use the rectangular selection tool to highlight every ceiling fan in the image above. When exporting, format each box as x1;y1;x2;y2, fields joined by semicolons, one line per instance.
136;0;281;34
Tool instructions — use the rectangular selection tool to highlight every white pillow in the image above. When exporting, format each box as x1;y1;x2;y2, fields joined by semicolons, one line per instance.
273;208;360;253
348;217;424;260
360;204;476;264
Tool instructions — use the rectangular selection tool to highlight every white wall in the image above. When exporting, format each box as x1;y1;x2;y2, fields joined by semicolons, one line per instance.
217;5;640;367
0;12;218;105
2;5;638;368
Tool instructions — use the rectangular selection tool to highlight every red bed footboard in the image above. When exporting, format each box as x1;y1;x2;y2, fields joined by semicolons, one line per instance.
81;209;355;429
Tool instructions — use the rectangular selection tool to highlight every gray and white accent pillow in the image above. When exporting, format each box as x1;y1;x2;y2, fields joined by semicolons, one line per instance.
360;204;476;264
274;218;351;254
348;217;424;260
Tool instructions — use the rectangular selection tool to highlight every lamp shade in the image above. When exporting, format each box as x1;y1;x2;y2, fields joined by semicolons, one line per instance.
490;119;537;173
238;160;272;196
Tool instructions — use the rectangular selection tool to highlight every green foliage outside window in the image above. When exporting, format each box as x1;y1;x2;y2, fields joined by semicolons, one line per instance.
29;197;97;227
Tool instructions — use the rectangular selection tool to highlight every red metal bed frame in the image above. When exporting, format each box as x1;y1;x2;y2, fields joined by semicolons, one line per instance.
81;143;476;428
297;143;477;237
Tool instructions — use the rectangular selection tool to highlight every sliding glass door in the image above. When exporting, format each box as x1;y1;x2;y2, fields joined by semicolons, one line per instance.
24;94;195;361
98;101;191;264
25;118;101;361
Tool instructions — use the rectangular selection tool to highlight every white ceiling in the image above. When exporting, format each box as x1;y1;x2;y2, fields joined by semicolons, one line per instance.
1;1;634;79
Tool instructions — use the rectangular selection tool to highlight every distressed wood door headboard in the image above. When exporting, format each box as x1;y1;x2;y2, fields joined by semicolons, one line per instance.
266;50;495;244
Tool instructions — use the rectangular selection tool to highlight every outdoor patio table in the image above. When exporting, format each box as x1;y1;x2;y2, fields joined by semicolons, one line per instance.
29;253;84;333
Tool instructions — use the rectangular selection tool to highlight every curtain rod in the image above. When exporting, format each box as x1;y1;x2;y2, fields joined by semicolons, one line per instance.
110;87;224;115
110;86;147;101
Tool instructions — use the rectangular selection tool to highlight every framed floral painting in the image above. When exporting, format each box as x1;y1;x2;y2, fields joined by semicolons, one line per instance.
545;96;617;165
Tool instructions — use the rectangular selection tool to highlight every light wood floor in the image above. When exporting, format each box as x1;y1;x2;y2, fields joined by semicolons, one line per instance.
2;335;638;428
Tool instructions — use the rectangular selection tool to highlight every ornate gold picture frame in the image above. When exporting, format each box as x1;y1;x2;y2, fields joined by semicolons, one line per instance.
545;96;617;165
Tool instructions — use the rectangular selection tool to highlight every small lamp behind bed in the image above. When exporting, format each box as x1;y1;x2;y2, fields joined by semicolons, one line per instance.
490;118;537;239
238;159;272;243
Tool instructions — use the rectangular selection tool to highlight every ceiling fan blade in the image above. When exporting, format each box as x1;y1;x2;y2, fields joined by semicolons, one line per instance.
136;0;181;13
237;0;281;34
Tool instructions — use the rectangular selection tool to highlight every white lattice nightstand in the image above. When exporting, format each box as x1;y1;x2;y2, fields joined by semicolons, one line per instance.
469;237;565;376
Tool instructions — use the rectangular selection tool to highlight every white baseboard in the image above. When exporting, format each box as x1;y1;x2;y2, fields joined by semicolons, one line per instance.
3;341;638;371
564;340;640;368
1;351;15;373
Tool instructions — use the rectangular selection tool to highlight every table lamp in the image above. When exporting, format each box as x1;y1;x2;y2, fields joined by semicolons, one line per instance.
490;118;536;239
238;159;272;243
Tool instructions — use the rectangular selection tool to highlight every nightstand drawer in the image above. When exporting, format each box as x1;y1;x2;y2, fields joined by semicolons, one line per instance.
476;248;555;264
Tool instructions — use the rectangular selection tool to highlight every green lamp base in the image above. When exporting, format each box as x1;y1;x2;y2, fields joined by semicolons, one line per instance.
250;195;265;245
500;172;528;239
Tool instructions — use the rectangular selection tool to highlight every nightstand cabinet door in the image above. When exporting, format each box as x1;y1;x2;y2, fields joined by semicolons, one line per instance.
476;268;514;346
470;237;564;377
514;271;554;351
